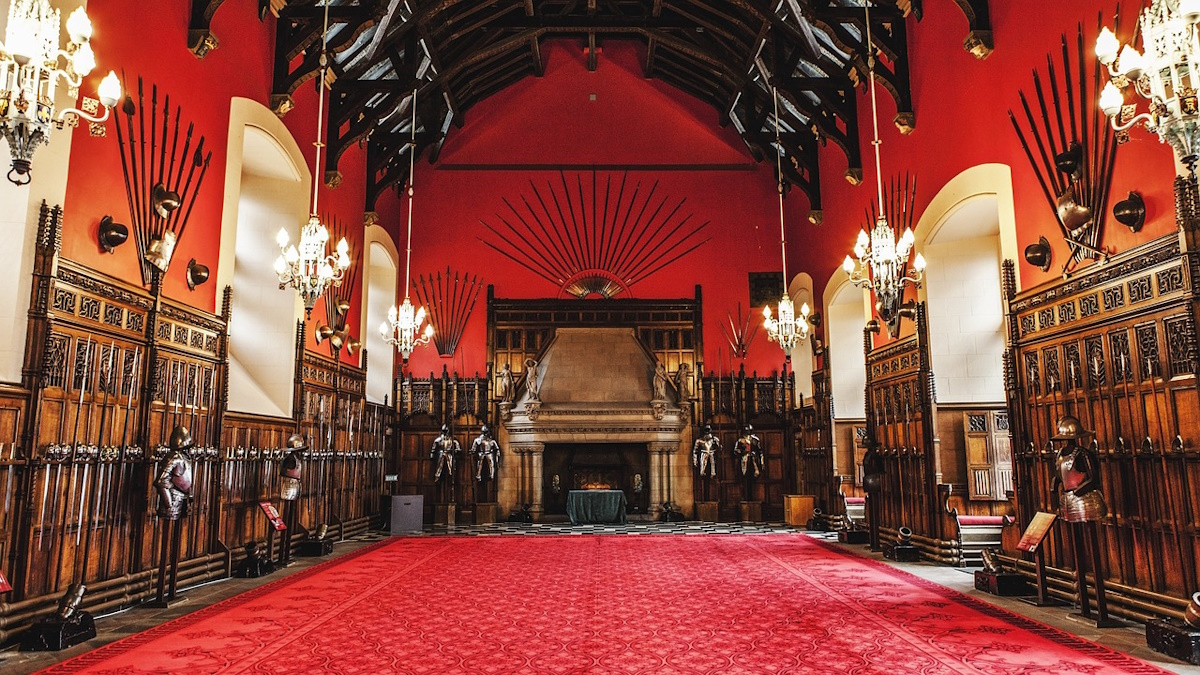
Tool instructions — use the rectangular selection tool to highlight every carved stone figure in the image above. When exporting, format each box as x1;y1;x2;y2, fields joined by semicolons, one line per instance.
430;424;461;482
734;425;764;478
155;426;194;520
524;358;541;401
653;360;668;400
497;362;515;403
675;363;692;400
280;434;306;501
692;425;720;479
471;424;501;482
1052;416;1106;523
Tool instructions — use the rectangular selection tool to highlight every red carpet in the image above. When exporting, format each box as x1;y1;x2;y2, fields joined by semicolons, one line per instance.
42;534;1168;674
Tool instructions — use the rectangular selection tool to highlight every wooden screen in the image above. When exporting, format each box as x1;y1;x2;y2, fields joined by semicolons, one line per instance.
864;303;948;545
1004;233;1200;618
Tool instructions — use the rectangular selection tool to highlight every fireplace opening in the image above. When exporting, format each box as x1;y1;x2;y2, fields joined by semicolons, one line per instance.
543;443;649;515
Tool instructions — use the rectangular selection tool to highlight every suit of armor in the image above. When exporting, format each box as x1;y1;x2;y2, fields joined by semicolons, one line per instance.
1055;440;1106;522
734;427;764;478
471;426;501;482
280;434;306;501
430;425;461;482
692;426;720;479
155;427;194;520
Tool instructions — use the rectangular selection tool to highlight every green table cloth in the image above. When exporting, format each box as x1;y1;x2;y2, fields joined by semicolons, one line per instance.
566;489;627;524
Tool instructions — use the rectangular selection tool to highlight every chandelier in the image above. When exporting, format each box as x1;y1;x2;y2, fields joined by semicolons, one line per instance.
380;89;433;364
1;0;121;185
762;86;810;352
1097;1;1200;171
273;1;348;317
842;1;925;335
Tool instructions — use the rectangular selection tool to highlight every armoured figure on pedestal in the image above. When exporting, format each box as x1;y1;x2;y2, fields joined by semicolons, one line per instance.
430;424;461;482
280;434;306;501
1052;416;1107;522
1050;415;1118;626
692;425;720;479
155;426;194;520
471;425;501;482
734;425;764;478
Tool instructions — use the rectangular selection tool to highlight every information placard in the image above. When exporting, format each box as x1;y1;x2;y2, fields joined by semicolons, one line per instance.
259;502;287;531
1016;511;1057;553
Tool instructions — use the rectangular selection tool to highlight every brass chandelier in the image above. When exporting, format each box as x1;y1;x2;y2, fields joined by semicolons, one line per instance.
1;0;121;184
380;89;433;364
842;1;926;333
274;1;349;317
762;86;810;353
1097;0;1200;171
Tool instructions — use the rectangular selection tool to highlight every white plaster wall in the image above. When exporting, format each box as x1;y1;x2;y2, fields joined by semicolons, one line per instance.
923;234;1005;403
827;280;869;420
227;173;303;417
787;273;815;405
365;239;397;403
0;0;86;384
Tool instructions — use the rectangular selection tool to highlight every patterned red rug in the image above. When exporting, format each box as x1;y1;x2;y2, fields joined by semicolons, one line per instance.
41;534;1168;674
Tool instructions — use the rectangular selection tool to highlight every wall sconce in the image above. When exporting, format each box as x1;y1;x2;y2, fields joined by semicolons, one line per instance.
186;259;209;290
1023;236;1052;272
1113;192;1145;233
97;216;127;253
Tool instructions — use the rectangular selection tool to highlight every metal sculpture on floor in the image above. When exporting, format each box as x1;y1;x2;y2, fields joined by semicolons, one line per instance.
692;425;720;502
430;424;461;503
152;425;194;606
1051;415;1119;627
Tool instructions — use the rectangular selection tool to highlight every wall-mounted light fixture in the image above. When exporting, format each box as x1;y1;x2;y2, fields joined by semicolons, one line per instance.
0;1;121;185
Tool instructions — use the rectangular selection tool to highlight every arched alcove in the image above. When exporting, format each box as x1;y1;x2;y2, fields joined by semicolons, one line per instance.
823;271;870;421
787;272;816;405
913;164;1016;404
217;98;308;418
363;226;399;404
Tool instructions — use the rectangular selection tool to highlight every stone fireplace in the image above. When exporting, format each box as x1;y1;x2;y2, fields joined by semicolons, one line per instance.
498;328;691;520
542;443;650;515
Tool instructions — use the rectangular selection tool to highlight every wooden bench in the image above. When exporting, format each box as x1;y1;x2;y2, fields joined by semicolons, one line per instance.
955;514;1006;567
844;496;866;528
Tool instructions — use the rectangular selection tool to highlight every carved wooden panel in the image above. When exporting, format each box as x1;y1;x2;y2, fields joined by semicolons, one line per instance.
1005;234;1200;615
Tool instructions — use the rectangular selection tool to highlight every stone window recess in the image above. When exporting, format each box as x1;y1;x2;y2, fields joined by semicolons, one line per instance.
965;410;1012;501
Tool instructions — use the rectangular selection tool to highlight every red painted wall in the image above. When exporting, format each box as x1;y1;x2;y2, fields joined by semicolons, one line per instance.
55;0;1180;380
400;40;793;377
61;0;275;313
801;0;1176;350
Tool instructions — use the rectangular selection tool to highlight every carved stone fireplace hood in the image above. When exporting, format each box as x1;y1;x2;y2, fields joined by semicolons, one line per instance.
498;328;691;520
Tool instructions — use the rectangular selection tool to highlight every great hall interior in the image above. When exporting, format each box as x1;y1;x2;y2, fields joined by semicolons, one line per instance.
4;0;1200;673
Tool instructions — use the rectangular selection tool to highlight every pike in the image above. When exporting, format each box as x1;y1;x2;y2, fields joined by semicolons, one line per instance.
1080;355;1123;581
1116;352;1158;589
104;348;140;576
55;338;92;587
77;343;116;552
1144;354;1195;593
1082;354;1129;584
1091;352;1129;584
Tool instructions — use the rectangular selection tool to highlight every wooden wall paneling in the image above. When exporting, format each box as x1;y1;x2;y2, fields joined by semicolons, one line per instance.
1003;233;1200;621
864;303;952;554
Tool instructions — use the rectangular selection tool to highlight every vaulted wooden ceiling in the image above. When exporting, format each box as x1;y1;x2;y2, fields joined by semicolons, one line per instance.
190;1;993;216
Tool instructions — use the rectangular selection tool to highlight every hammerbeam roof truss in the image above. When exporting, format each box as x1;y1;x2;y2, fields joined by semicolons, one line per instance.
271;0;922;213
